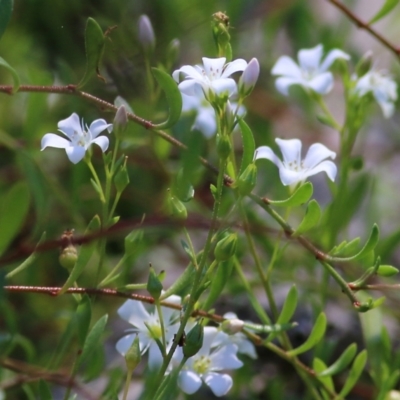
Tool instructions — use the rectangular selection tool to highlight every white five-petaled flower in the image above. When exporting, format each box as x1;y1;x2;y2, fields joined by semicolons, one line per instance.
271;44;350;95
173;57;248;102
354;70;398;118
41;113;113;164
116;296;181;370
254;138;337;187
175;327;243;397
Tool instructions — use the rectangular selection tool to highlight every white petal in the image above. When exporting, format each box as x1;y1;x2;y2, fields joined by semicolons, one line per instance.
211;78;237;96
303;160;337;182
298;44;323;71
278;167;303;186
91;136;109;152
237;338;257;359
148;341;164;369
89;119;112;137
210;344;243;370
65;146;86;164
274;77;305;96
198;327;219;355
178;80;202;96
254;146;282;168
117;300;150;330
58;113;82;138
193;107;217;138
275;138;302;165
303;143;336;169
115;332;151;356
320;49;350;72
41;134;70;150
173;65;203;82
202;57;226;79
178;370;202;394
203;372;233;397
181;93;201;111
308;72;334;94
222;58;248;78
378;99;395;118
271;56;303;79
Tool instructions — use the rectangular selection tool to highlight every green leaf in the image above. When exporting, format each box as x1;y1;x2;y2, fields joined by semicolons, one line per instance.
152;67;182;129
293;199;321;236
0;0;13;40
180;240;196;264
0;56;19;92
160;262;196;299
329;237;360;257
38;380;52;400
318;343;357;377
59;215;101;294
313;358;334;394
5;232;46;279
339;350;367;398
0;182;30;257
246;322;297;334
376;264;399;277
287;313;327;356
277;285;298;324
77;314;108;369
269;182;313;207
76;295;92;348
369;0;399;24
238;119;255;176
77;17;105;88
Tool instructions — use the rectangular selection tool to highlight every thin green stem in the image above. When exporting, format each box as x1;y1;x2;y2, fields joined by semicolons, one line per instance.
122;370;133;400
155;300;167;355
98;254;128;288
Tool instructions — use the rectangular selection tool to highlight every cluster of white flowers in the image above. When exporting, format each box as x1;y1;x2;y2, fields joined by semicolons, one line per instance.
115;297;256;397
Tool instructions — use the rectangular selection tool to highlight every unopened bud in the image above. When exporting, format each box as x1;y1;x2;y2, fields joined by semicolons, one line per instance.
59;230;77;271
355;51;373;78
124;229;144;256
165;189;187;220
236;163;257;196
183;323;204;358
216;134;232;160
214;233;237;262
125;335;141;371
212;12;231;58
114;105;128;138
138;15;155;53
166;39;180;67
239;58;260;98
221;318;244;335
114;157;129;193
147;264;163;300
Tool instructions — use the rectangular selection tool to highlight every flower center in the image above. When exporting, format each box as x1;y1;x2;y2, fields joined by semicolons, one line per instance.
286;160;304;172
71;130;89;147
193;355;211;375
302;67;318;81
147;322;162;340
202;66;221;81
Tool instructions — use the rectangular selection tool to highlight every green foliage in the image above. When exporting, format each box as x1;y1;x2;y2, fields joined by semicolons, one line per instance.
293;199;321;236
268;182;313;207
0;56;19;92
0;0;12;40
369;0;400;24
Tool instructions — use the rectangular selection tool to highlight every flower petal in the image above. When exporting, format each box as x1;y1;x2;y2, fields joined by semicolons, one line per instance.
118;300;150;330
115;333;136;356
89;119;113;137
41;133;70;150
173;65;203;82
58;113;82;139
254;146;282;168
298;44;323;71
303;143;336;169
210;344;243;370
91;136;109;153
222;58;248;78
275;138;302;165
303;160;337;182
211;78;237;96
148;341;164;369
271;56;303;79
202;57;226;79
194;106;217;138
319;49;350;72
65;146;86;164
274;77;305;96
178;370;202;395
178;80;202;96
197;327;219;356
278;167;303;186
203;372;233;397
308;72;334;94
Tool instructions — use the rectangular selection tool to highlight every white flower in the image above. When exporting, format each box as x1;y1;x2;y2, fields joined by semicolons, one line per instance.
116;296;181;369
254;138;337;187
41;113;113;164
271;44;350;95
354;70;398;118
173;57;248;101
176;327;243;397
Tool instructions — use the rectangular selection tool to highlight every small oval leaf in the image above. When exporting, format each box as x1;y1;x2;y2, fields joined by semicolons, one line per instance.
287;313;327;357
277;285;298;324
293;199;321;236
238;118;255;176
78;17;105;88
76;295;92;348
376;264;399;277
369;0;399;24
269;182;313;207
152;68;182;129
318;343;357;377
0;57;19;92
313;358;335;391
339;350;367;398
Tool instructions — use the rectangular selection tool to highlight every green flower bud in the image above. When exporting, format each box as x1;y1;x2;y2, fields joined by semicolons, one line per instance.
125;335;141;371
212;12;231;58
59;230;77;271
376;265;399;277
217;134;232;160
214;233;237;262
221;318;244;335
147;264;163;300
114;157;130;193
236;163;257;196
183;323;204;358
355;51;373;78
166;39;180;68
124;229;144;256
165;189;187;220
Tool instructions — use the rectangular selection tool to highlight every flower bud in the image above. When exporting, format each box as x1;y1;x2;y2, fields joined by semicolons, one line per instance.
165;189;187;220
147;264;163;300
212;12;231;58
166;39;180;67
138;15;155;53
376;264;399;277
114;157;129;193
355;51;373;78
216;134;232;160
59;230;77;271
125;335;141;371
221;318;244;335
239;58;260;98
124;229;144;256
236;163;257;196
113;105;128;139
223;101;235;133
183;323;204;358
214;233;237;262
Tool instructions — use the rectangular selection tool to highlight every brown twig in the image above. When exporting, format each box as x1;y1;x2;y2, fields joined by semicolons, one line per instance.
327;0;400;58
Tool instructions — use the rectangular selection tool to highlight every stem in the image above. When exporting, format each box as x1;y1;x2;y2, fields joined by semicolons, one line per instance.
122;370;133;400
